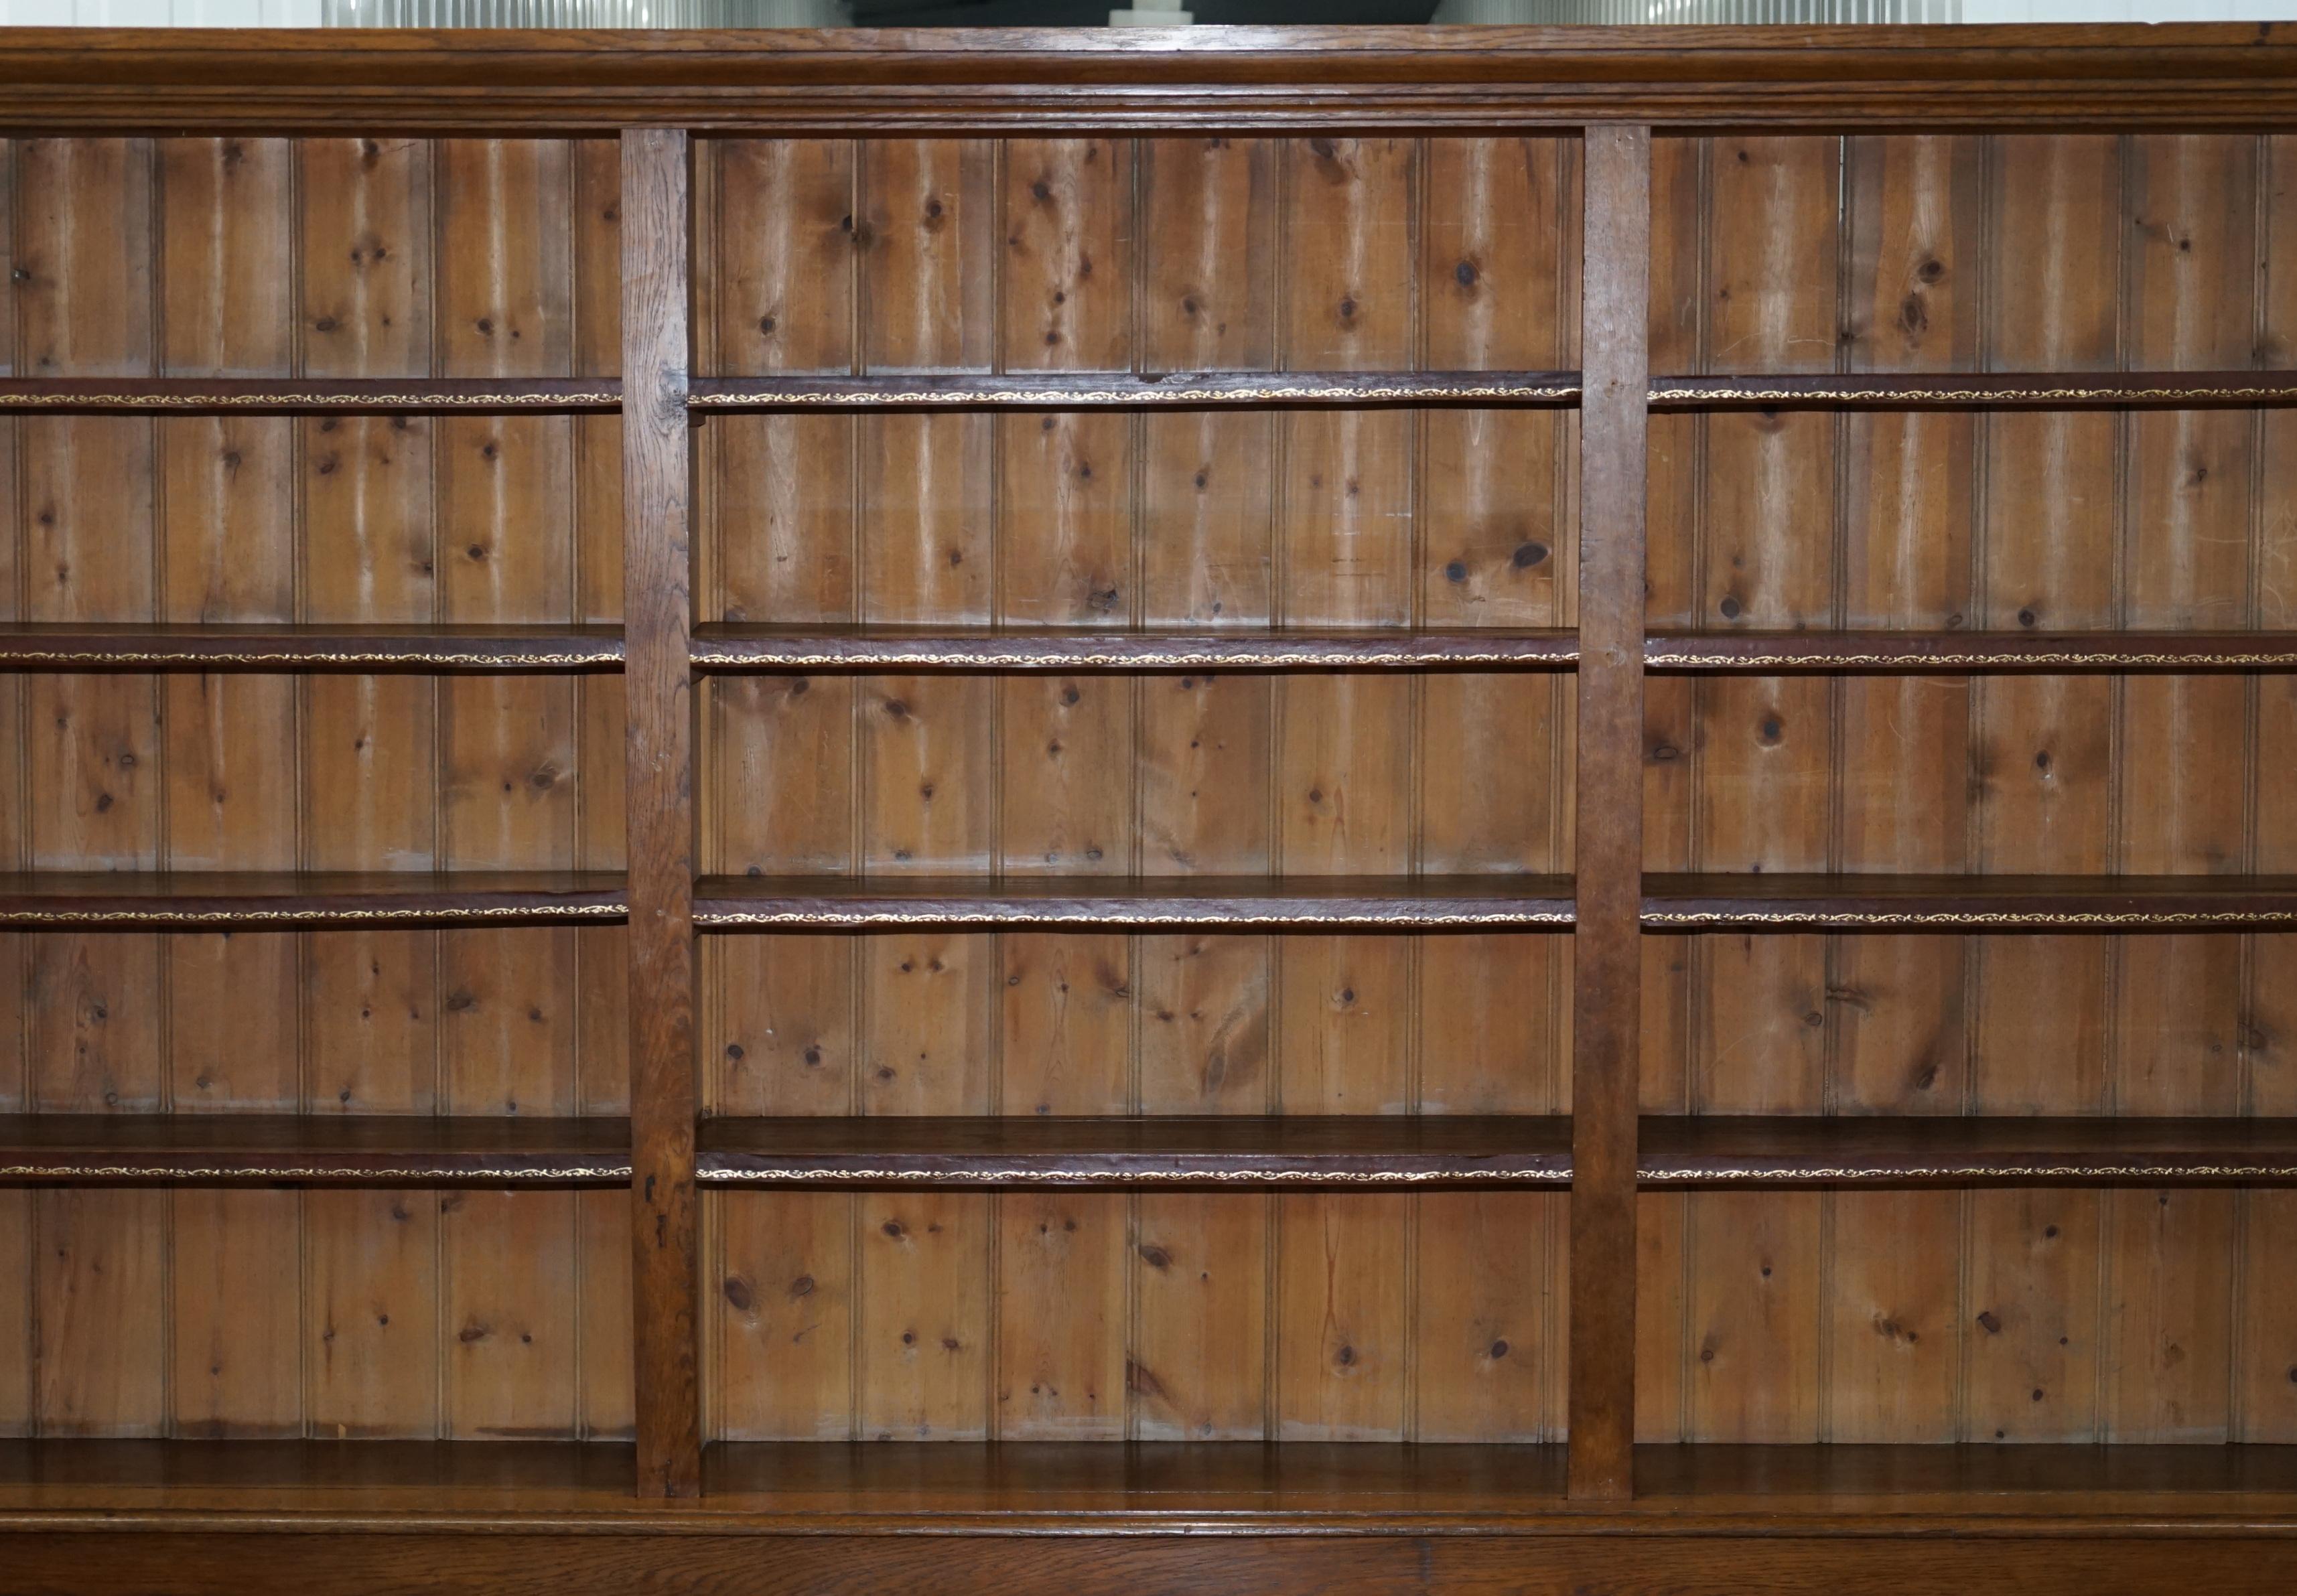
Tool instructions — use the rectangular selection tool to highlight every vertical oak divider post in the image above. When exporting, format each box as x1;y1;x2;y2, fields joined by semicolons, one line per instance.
620;127;703;1500
1568;123;1651;1503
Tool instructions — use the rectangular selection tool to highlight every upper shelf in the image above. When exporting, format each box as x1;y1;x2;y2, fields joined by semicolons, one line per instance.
1642;1116;2297;1187
699;1115;1572;1188
7;1112;2290;1191
697;1114;2297;1190
1649;370;2297;409
0;624;624;673
7;626;2294;678
1643;873;2297;930
693;628;2297;676
691;626;1578;673
693;875;1576;930
10;370;2297;417
0;873;628;930
0;1114;632;1186
689;372;1582;411
1646;630;2297;672
0;378;620;414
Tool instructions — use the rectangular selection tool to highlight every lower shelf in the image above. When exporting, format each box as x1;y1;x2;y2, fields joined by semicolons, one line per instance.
1;1439;2296;1523
3;1442;2294;1593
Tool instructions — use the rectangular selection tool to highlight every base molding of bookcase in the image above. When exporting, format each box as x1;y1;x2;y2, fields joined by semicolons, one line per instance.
4;1522;2296;1595
3;1443;2296;1592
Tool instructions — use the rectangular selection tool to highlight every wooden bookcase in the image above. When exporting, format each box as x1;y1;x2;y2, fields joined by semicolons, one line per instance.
3;23;2297;1593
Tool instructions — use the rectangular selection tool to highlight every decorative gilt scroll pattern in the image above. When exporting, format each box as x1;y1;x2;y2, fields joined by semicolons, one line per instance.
0;1164;634;1181
700;1166;1573;1185
1649;382;2297;406
1644;909;2297;928
0;650;620;669
1645;648;2297;670
695;906;1576;929
0;905;626;927
690;382;1583;409
1643;1164;2297;1183
699;646;1578;670
0;390;620;410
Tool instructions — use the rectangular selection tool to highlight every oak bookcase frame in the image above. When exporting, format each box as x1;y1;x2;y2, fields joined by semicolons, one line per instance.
3;22;2297;1591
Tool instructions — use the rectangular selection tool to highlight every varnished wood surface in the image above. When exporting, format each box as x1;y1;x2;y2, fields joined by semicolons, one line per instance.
1647;630;2297;671
620;128;704;1500
693;875;1577;930
6;1530;2297;1596
7;1113;2280;1191
0;1439;2295;1528
8;1530;2297;1596
0;376;618;412
695;627;2297;674
698;1116;1572;1187
5;35;2296;1537
1642;873;2297;928
1641;1117;2297;1187
0;872;628;928
691;626;1578;672
5;27;2297;131
691;371;1580;409
1568;122;1651;1504
1651;369;2297;408
0;624;624;672
0;1115;631;1185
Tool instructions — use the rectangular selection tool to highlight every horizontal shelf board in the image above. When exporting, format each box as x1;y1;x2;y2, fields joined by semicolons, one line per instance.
1649;370;2297;410
691;625;1577;672
697;1115;2297;1191
0;377;622;413
1641;1116;2297;1187
693;875;1576;930
1642;873;2297;930
1627;1444;2297;1514
2;1440;2295;1530
0;1440;642;1512
689;370;1581;410
704;1443;1572;1520
699;1116;1572;1187
0;872;628;930
0;624;624;672
1645;630;2297;672
0;1115;631;1185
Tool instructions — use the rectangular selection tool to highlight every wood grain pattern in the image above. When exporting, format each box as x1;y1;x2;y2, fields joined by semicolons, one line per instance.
0;52;2290;1555
1570;123;1648;1500
620;129;700;1496
1626;127;2297;1457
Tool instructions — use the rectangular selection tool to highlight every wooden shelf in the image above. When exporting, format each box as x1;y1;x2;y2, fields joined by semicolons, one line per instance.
0;377;620;413
0;872;628;929
1641;873;2297;930
0;624;624;673
0;1115;630;1185
1645;630;2297;672
697;1115;1571;1188
15;1110;2275;1192
1;1441;2290;1590
687;370;1581;410
1649;370;2297;409
0;1435;2291;1526
691;875;1576;930
8;1439;2294;1528
690;625;1576;673
1640;1116;2297;1187
692;1115;2297;1191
